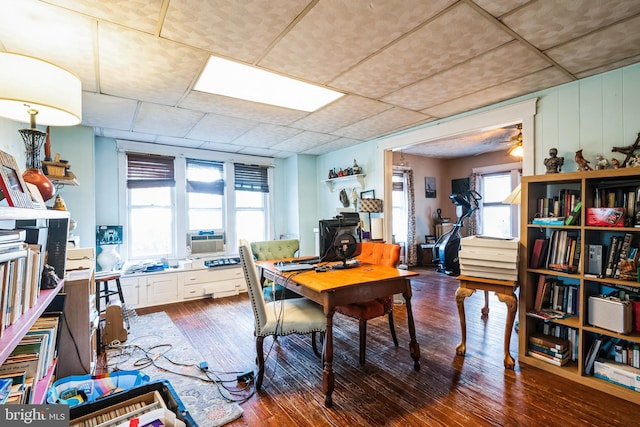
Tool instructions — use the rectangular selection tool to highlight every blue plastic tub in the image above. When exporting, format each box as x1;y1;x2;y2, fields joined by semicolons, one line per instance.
46;370;150;406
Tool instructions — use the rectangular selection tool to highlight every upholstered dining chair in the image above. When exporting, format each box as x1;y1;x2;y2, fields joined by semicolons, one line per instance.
335;242;401;365
250;239;302;302
238;239;326;390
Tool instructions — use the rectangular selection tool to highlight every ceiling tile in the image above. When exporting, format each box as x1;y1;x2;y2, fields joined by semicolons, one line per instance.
383;40;551;110
44;0;163;34
302;137;362;155
332;2;513;98
334;107;431;140
180;91;307;125
98;22;207;105
503;0;640;50
546;14;640;75
231;124;303;148
102;129;157;142
162;0;312;63
187;113;257;143
471;0;530;17
198;141;243;153
271;131;338;152
423;67;571;118
82;92;138;130
155;135;206;149
236;146;280;157
0;1;97;91
260;0;454;83
133;103;203;137
291;95;392;133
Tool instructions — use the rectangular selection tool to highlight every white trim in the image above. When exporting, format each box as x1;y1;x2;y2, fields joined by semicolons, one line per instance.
472;162;522;175
378;98;537;176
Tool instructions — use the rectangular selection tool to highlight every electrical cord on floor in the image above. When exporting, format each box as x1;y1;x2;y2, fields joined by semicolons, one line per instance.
106;339;254;403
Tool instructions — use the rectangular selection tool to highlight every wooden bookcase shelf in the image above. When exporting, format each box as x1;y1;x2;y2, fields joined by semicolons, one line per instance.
0;206;70;404
519;167;640;404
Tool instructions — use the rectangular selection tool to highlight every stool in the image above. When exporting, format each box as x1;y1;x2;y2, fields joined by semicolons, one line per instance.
95;272;126;352
96;272;125;314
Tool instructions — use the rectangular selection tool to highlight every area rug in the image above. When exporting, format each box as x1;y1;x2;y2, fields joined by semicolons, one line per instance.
106;311;243;426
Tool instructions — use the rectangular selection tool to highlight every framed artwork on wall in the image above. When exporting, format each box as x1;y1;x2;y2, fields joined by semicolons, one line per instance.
425;177;436;198
0;150;35;208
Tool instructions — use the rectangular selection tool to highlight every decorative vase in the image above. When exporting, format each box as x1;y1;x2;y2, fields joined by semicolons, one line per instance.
22;167;55;201
97;245;122;271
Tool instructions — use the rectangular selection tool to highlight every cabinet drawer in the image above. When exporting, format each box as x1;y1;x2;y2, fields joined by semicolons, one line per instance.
182;267;242;285
183;278;245;300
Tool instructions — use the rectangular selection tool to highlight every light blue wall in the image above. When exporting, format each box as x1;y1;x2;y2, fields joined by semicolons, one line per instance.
48;126;96;248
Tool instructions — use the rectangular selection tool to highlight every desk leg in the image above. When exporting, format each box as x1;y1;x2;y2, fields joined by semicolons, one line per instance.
495;292;517;369
455;287;475;356
403;285;421;371
323;309;335;407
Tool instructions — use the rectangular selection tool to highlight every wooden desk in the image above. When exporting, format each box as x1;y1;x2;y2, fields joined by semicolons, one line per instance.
455;275;518;369
257;261;420;407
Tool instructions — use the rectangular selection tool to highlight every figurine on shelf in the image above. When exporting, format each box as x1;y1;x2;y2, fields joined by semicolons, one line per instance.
41;264;60;290
328;169;337;179
575;149;592;171
595;155;608;170
337;168;344;177
352;159;361;175
543;148;564;174
611;157;620;168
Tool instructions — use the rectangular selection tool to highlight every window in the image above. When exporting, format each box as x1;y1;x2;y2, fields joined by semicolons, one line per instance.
392;171;407;244
234;164;270;243
126;153;175;259
481;172;518;238
186;159;224;231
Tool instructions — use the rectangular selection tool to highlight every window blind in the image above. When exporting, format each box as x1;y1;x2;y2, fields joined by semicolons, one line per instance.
127;152;175;188
234;164;269;193
186;159;225;194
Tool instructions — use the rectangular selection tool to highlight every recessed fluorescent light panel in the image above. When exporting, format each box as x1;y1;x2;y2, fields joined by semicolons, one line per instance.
194;56;344;112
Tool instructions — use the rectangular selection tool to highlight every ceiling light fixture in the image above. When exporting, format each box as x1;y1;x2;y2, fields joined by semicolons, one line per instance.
507;124;523;158
398;149;408;167
194;56;344;112
0;52;82;201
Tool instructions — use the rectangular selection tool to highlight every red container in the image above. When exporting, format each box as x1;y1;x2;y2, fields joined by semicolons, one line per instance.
634;301;640;332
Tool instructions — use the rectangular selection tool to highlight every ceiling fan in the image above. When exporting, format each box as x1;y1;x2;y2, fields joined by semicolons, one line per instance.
506;124;523;157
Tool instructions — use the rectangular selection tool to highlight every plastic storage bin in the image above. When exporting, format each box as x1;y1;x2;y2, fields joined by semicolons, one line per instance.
46;370;150;406
69;379;197;427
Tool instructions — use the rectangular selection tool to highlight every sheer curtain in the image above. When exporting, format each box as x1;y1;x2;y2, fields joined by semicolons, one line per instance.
405;170;417;266
468;172;481;236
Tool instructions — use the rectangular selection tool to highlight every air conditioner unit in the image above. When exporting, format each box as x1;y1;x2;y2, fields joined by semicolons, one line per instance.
188;231;225;255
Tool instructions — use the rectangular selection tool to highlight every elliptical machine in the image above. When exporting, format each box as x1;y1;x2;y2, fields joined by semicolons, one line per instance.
432;190;482;276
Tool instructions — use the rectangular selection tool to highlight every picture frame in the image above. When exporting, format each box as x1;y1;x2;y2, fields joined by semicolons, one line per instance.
0;150;35;209
25;182;46;209
425;235;436;244
360;189;375;199
425;176;436;198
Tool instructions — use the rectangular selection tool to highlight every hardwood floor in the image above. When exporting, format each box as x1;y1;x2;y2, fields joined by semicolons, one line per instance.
133;267;639;426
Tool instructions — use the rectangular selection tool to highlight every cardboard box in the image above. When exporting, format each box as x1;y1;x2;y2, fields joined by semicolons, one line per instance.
594;360;640;392
586;207;625;227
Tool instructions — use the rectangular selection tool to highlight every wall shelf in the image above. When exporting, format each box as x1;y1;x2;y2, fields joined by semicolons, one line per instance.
321;174;365;192
47;171;79;187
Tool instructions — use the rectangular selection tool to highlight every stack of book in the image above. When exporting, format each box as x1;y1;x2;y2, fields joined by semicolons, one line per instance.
527;333;571;366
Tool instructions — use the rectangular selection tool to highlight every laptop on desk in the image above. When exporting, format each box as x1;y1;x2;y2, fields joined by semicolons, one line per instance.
275;263;315;272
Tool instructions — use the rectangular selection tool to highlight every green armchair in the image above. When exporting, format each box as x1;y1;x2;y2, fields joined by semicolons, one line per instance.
250;239;302;302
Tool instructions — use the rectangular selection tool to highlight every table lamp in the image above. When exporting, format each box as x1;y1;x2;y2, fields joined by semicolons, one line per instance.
359;198;383;240
0;52;82;201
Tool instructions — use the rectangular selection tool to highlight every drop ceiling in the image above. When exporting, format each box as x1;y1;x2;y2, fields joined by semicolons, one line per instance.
1;0;639;159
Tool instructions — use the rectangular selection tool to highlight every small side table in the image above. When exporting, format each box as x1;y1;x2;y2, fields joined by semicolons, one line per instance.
455;275;518;369
416;243;435;266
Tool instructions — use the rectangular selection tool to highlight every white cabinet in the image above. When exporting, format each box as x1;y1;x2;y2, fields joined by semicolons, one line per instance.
121;266;244;308
180;267;244;300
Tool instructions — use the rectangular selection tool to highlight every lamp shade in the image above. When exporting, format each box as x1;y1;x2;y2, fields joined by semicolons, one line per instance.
502;183;521;205
0;52;82;126
359;198;382;213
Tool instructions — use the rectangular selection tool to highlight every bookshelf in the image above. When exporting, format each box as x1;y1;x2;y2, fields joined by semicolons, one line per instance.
520;167;640;404
0;206;69;404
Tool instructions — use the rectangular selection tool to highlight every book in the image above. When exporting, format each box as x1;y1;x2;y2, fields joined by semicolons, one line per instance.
0;377;12;404
0;229;26;243
613;233;633;279
527;349;570;366
528;342;569;359
530;238;549;269
604;235;620;278
565;201;582;225
529;333;570;351
533;275;548;312
585;337;604;375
